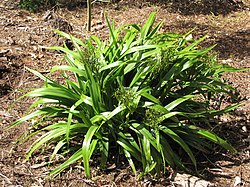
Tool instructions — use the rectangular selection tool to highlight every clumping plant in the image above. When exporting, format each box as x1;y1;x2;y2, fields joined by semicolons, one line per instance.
11;13;241;178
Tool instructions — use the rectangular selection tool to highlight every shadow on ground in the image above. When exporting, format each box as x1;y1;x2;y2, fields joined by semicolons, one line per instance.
14;0;248;15
214;29;250;59
154;0;247;15
164;20;249;60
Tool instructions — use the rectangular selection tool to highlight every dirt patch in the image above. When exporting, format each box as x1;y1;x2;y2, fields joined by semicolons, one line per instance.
0;0;249;186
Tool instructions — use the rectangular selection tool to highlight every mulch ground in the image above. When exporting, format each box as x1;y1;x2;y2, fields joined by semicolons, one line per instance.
0;0;249;186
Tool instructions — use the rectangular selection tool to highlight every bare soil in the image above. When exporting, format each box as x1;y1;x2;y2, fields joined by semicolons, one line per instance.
0;0;249;186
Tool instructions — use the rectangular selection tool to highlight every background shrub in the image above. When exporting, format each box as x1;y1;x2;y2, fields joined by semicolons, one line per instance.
19;0;58;11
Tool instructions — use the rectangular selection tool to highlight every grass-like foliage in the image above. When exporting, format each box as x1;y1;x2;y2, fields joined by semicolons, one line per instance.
11;13;240;178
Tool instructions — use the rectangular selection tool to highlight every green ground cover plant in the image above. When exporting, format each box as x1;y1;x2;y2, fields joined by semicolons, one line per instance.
11;12;242;178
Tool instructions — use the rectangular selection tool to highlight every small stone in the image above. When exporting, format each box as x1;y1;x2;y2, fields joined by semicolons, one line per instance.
171;173;214;187
242;126;247;132
234;176;242;187
0;56;8;61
